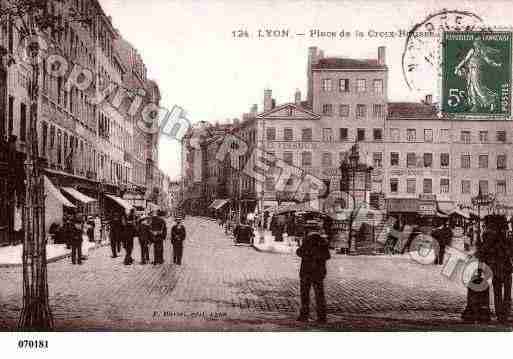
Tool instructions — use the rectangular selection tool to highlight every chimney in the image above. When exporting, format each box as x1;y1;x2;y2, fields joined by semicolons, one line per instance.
294;89;301;105
264;89;273;111
378;46;386;66
250;104;258;114
308;46;319;66
425;94;433;105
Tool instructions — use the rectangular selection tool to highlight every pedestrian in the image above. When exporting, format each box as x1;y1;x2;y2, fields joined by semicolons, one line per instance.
138;217;151;264
87;216;95;242
296;231;331;323
70;215;83;265
150;210;167;265
479;215;512;322
110;213;122;258
123;209;136;265
433;219;452;265
171;216;186;265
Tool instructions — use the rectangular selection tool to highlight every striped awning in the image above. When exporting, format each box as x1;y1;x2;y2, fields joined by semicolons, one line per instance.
44;176;76;208
105;194;134;214
61;187;97;204
209;199;230;210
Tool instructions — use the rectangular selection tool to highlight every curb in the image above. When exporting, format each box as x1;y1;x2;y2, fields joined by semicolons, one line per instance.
0;242;108;268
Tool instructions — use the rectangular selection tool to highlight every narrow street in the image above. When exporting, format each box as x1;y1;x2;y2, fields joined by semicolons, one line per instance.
0;217;510;331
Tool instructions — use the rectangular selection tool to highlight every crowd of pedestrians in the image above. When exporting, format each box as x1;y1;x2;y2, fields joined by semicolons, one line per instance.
50;210;187;267
108;210;187;266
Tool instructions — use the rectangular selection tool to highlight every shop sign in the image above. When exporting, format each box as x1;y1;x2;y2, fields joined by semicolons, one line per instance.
266;142;319;150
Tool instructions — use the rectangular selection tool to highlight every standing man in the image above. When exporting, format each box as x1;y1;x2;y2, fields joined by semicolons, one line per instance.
123;209;136;265
437;219;452;265
480;215;512;322
70;215;84;265
138;217;151;264
296;231;331;323
110;213;122;258
171;217;186;265
150;210;167;265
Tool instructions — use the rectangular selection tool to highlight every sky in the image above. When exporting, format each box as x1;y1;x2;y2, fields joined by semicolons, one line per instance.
100;0;512;180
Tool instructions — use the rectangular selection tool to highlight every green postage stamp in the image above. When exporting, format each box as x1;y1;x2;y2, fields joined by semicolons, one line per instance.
442;31;512;117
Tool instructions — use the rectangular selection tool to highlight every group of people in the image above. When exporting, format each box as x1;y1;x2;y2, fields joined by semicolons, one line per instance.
296;213;513;324
109;210;187;266
50;214;103;265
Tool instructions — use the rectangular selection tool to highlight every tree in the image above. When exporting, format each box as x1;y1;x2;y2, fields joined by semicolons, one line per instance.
0;0;91;330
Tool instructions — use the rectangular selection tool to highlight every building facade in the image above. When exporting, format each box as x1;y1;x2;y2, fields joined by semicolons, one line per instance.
0;0;165;245
180;45;513;219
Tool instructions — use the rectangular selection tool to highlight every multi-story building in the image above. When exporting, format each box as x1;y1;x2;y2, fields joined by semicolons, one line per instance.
0;0;164;246
181;45;513;222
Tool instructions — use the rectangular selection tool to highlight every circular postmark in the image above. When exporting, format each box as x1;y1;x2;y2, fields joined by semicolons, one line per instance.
401;9;483;95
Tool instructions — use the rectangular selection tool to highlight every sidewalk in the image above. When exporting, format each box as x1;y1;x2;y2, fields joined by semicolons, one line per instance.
0;241;99;268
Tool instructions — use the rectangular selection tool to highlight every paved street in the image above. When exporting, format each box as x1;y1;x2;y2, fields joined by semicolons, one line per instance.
0;217;511;331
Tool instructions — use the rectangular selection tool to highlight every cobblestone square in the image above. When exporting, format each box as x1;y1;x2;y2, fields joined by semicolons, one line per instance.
1;217;511;331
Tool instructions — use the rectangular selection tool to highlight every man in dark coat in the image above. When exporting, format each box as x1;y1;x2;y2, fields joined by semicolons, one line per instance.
150;210;167;265
171;217;186;265
70;216;84;265
433;219;452;265
110;213;122;258
123;209;136;265
296;231;331;323
480;215;513;322
138;217;151;264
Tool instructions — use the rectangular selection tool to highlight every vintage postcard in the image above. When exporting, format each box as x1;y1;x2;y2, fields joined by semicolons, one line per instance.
1;0;513;352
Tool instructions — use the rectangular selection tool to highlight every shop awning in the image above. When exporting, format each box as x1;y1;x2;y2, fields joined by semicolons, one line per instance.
213;199;230;210
271;203;321;215
105;194;134;214
61;187;97;204
44;176;76;208
387;198;418;213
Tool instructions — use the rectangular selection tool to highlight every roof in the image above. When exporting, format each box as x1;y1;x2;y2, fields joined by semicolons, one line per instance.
387;102;439;119
312;57;386;70
256;102;321;120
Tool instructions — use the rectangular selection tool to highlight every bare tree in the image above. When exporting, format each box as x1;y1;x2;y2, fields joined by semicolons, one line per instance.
1;0;91;330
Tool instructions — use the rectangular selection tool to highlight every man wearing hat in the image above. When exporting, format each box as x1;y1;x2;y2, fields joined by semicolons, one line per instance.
171;216;187;265
296;229;331;323
70;215;84;265
150;210;167;265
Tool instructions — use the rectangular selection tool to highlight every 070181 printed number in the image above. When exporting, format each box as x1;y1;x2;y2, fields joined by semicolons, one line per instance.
17;340;49;349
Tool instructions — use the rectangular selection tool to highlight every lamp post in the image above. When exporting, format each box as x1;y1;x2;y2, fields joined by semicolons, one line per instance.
461;189;495;322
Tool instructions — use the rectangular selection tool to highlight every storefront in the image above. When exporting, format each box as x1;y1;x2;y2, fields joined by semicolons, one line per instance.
105;194;134;216
61;187;99;216
44;176;76;231
387;198;420;226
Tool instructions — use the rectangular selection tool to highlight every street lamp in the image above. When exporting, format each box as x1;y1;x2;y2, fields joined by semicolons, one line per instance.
461;189;495;322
